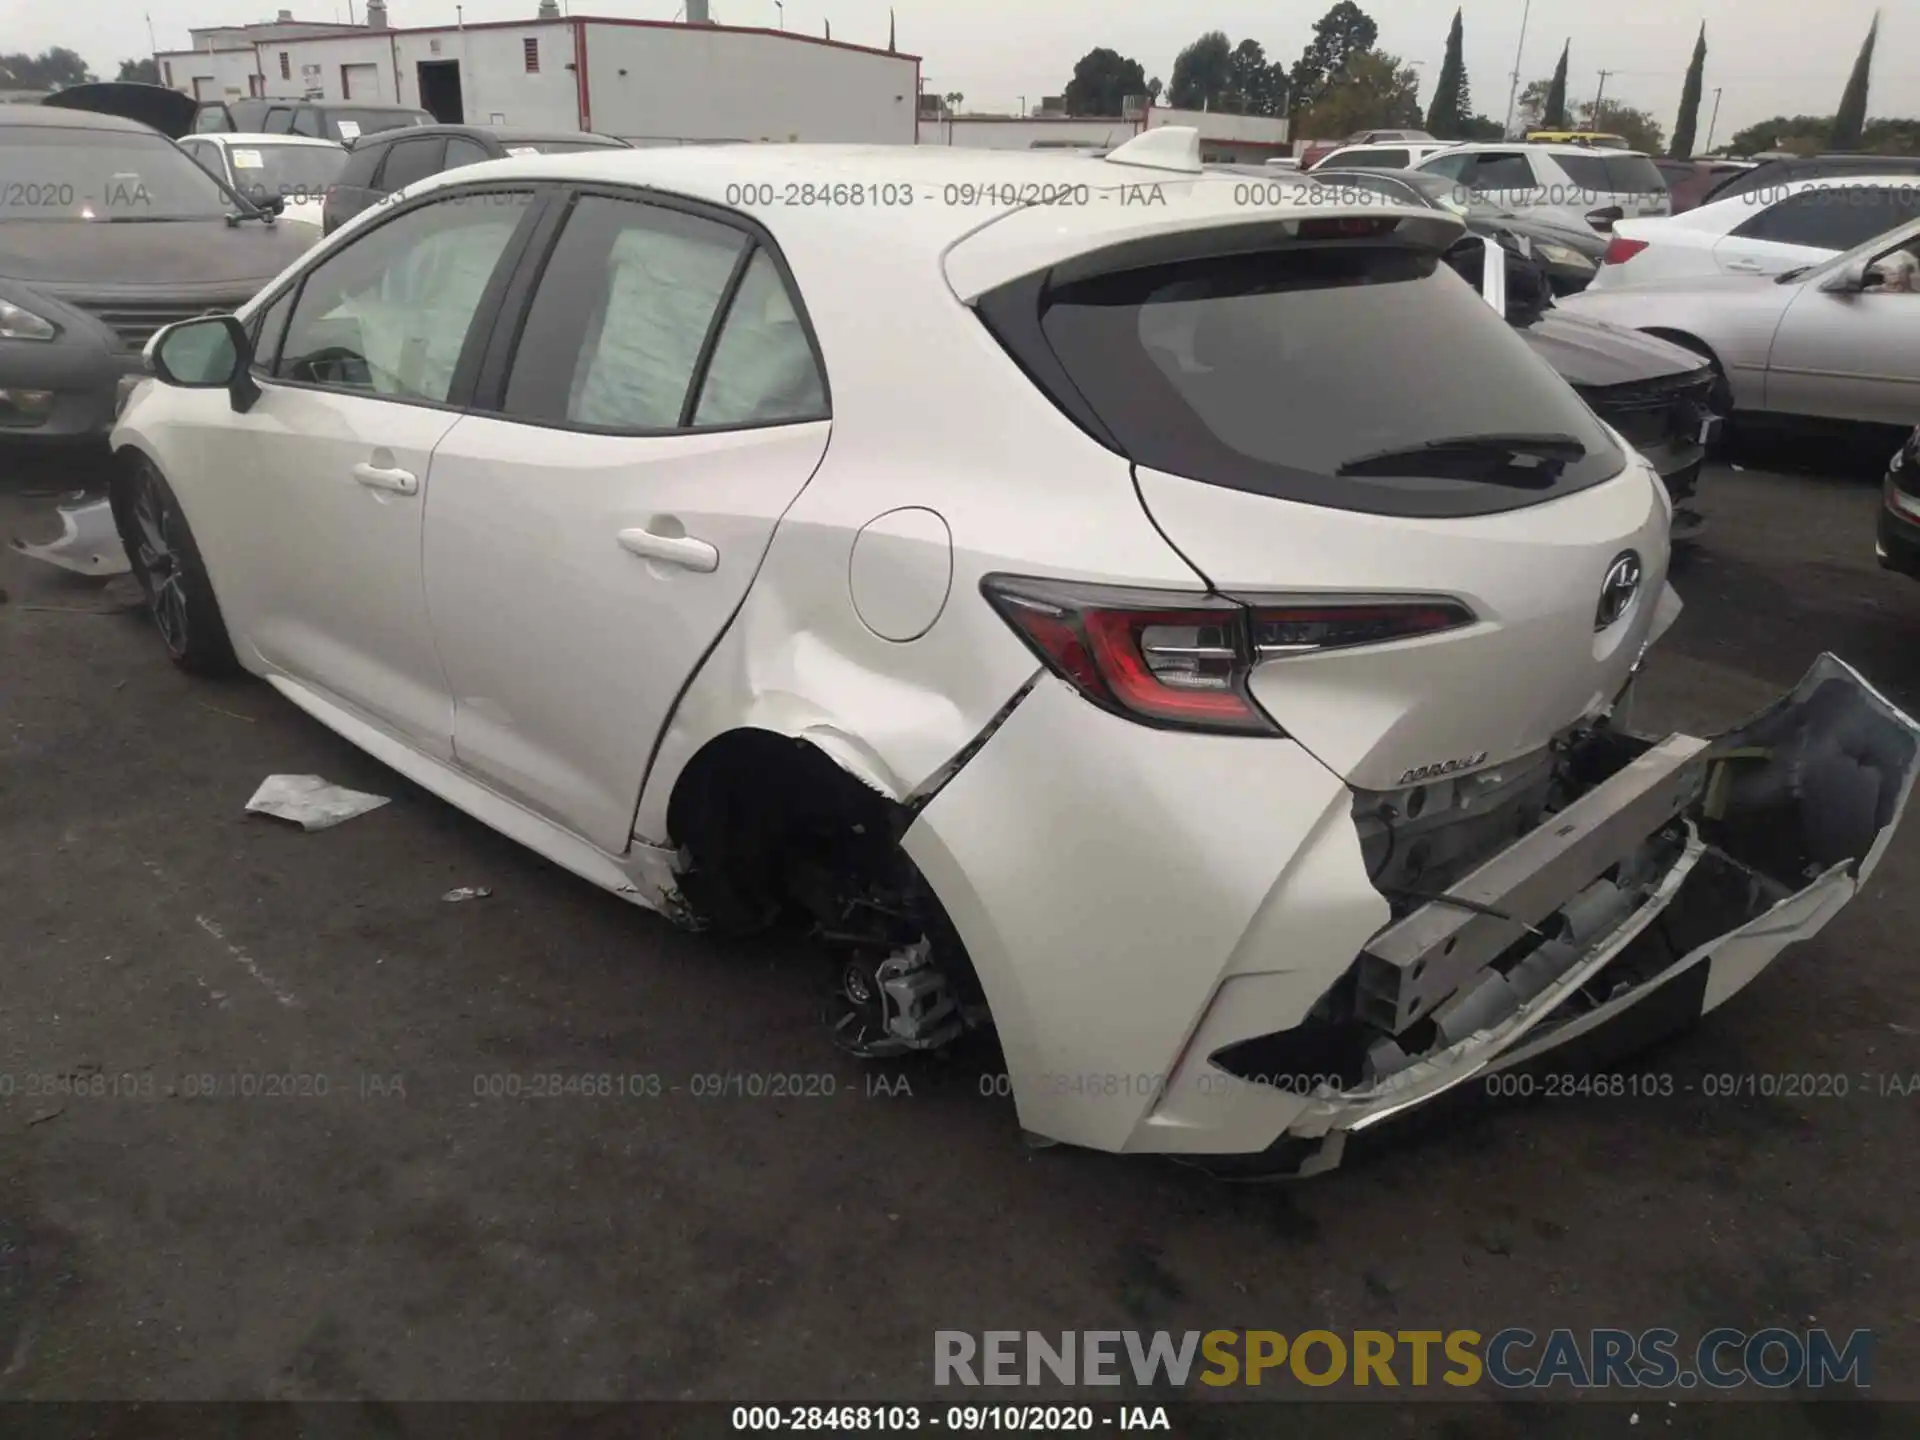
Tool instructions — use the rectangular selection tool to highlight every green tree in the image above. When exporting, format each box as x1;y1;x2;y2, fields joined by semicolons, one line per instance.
1146;76;1164;104
1169;31;1233;110
1831;11;1878;150
1727;113;1829;154
1542;42;1571;128
1425;8;1471;138
1669;24;1706;156
117;58;160;84
0;47;94;90
1225;38;1286;116
1458;114;1506;141
1298;50;1422;137
1862;117;1920;154
1514;78;1550;133
1580;99;1665;154
1289;2;1379;116
1063;47;1149;117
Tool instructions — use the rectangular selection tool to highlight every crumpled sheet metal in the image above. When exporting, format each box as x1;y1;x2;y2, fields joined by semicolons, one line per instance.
10;496;131;576
245;774;390;831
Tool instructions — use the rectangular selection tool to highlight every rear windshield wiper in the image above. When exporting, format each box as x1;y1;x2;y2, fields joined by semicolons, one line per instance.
1335;433;1587;483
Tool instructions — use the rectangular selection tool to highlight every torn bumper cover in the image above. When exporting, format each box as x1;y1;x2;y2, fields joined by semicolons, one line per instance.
11;494;131;576
907;655;1918;1173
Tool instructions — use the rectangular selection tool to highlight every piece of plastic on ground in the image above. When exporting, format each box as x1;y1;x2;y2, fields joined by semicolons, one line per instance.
10;496;132;576
245;774;390;831
441;886;493;902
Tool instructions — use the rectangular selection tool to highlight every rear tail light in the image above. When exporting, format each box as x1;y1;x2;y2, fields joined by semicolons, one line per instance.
981;576;1475;736
1603;236;1649;265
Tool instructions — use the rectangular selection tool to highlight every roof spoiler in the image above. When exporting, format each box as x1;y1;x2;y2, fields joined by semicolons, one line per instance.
1103;126;1202;175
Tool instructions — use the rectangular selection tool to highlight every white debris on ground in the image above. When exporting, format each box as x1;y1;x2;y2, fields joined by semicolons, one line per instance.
10;496;131;576
245;774;390;831
441;886;493;902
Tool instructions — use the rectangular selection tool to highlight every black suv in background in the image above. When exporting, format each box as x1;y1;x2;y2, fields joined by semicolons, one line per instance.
321;124;631;234
1701;154;1920;207
194;98;433;145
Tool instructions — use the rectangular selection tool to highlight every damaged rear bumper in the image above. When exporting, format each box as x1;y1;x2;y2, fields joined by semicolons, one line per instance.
906;655;1918;1173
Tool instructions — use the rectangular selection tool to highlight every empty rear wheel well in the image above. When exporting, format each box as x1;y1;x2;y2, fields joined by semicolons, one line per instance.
666;729;904;935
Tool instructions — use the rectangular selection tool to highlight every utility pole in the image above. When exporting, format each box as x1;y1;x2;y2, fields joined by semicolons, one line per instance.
1592;69;1614;123
1502;0;1532;137
1704;86;1724;153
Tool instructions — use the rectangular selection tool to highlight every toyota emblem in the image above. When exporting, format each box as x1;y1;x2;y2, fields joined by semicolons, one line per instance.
1595;551;1644;631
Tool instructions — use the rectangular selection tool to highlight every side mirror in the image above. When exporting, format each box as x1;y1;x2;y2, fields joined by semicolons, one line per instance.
1820;259;1870;294
1585;205;1624;233
146;314;260;413
261;193;287;216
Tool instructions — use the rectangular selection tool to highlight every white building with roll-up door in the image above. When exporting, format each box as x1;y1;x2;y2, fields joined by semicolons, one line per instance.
158;4;920;143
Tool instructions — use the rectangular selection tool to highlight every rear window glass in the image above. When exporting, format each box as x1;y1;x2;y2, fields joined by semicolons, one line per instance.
988;245;1625;519
1556;154;1667;193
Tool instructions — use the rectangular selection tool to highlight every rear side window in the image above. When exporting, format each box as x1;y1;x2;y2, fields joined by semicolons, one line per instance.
1733;186;1920;249
444;136;493;169
1556;154;1667;193
977;244;1625;519
379;137;447;193
1339;148;1410;169
335;142;385;191
503;195;747;430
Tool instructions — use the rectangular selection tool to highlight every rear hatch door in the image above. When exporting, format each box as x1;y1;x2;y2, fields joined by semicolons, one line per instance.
958;206;1671;792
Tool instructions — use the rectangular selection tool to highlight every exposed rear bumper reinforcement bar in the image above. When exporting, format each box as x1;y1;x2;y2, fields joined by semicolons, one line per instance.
1205;654;1920;1178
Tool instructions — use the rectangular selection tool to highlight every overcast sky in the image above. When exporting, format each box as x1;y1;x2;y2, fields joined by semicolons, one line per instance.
18;0;1912;142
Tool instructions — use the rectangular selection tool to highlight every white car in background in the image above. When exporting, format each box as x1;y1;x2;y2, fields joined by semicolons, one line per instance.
176;132;347;242
1307;140;1452;172
1560;215;1920;425
106;133;1919;1176
1418;142;1672;233
1591;176;1920;290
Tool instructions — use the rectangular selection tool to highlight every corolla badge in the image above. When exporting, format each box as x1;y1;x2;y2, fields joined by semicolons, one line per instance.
1595;550;1643;632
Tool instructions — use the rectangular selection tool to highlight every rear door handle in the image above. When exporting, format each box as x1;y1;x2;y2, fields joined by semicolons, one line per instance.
1725;258;1766;273
617;527;718;573
352;462;418;495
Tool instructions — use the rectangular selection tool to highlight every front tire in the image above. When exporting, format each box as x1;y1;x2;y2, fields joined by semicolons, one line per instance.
111;453;238;676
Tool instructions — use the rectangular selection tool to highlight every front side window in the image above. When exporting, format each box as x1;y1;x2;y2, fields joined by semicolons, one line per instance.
444;136;493;169
263;108;295;134
1340;148;1409;169
1418;152;1471;181
1471;153;1535;189
0;127;239;222
502;195;747;430
276;191;532;404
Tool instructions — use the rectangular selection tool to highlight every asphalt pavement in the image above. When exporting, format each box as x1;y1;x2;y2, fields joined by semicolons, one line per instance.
1;438;1917;1433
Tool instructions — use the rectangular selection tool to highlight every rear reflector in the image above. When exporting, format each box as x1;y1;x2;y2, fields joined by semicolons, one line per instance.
981;576;1476;735
1603;235;1650;265
1294;216;1401;240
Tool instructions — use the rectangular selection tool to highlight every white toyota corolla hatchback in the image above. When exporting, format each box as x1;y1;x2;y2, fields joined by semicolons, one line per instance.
110;130;1919;1175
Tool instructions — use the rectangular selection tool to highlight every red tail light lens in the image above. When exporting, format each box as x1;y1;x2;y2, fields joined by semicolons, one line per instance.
1603;236;1649;265
981;577;1476;736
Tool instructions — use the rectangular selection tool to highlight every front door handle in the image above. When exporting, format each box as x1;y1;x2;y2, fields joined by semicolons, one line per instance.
617;527;718;573
352;462;418;495
1725;258;1766;273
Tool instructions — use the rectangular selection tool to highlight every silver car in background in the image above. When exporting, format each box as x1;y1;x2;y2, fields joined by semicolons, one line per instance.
1557;215;1920;426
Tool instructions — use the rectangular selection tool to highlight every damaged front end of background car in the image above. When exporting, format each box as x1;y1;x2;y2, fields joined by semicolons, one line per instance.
1203;654;1920;1177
